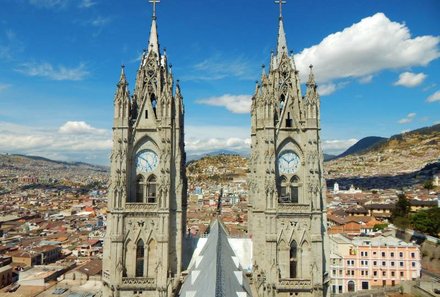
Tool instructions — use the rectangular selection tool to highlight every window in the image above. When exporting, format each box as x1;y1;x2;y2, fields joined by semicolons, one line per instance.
382;261;386;266
391;252;394;257
136;175;145;203
365;252;368;256
400;272;404;277
361;251;364;256
362;282;369;290
411;252;415;258
382;271;386;276
373;271;377;276
135;240;144;277
391;261;395;266
348;281;355;292
400;261;404;267
290;176;299;203
290;241;297;278
412;262;416;267
391;271;395;277
399;252;403;258
280;177;289;203
145;110;148;119
146;175;157;203
339;286;343;293
382;252;386;257
286;112;292;127
373;261;377;266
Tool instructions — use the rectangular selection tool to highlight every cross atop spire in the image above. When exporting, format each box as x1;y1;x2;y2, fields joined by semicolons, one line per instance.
275;0;286;18
149;0;160;19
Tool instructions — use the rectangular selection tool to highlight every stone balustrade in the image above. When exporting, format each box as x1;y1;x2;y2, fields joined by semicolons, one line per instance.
277;278;313;291
277;203;310;214
121;277;156;289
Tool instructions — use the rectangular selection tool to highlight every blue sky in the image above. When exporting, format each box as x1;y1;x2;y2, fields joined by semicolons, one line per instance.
0;0;439;165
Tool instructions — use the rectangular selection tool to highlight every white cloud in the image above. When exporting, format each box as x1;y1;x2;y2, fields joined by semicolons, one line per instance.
398;112;416;124
15;62;89;81
79;0;96;8
59;121;107;135
394;72;427;87
295;13;440;87
0;84;11;92
185;137;251;155
196;94;252;113
0;30;24;60
29;0;69;9
90;16;111;27
322;139;358;155
318;84;336;96
427;90;440;103
182;55;254;81
0;121;111;165
358;75;373;84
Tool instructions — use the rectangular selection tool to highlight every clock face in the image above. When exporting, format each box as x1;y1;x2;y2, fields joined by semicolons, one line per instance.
136;150;158;172
278;151;300;174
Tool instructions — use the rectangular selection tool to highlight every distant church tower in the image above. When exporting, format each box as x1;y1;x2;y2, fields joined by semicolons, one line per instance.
102;2;187;296
248;2;329;297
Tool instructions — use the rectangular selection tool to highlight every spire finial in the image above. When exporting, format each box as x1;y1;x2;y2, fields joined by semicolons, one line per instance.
275;0;286;18
149;0;160;19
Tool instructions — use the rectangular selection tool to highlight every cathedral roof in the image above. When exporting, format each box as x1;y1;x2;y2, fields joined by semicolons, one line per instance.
179;220;252;297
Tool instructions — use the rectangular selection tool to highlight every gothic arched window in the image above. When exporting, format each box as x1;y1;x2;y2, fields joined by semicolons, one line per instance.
280;176;289;203
151;94;157;117
135;239;144;277
136;175;145;203
146;175;157;203
290;176;299;203
290;241;297;278
147;239;157;277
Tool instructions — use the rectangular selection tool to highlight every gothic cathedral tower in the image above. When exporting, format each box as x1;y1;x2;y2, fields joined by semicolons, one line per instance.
248;5;329;297
102;3;187;297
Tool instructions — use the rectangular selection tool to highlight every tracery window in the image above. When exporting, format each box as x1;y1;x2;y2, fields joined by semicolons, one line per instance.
290;241;297;278
146;175;157;203
135;239;144;277
136;175;145;203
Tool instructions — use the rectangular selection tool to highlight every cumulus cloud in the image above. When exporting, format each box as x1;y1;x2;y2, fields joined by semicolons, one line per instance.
15;62;89;81
185;137;251;155
0;121;111;165
59;121;107;135
398;113;416;124
318;84;336;96
295;13;440;85
196;94;252;113
427;90;440;103
394;72;427;87
322;139;358;155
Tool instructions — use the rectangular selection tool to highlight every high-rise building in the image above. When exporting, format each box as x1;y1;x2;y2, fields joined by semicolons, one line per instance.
248;4;329;297
101;2;187;296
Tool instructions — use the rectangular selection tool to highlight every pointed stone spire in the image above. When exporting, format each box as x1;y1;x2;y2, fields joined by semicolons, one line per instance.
307;64;316;87
147;1;160;56
118;65;127;87
277;16;288;57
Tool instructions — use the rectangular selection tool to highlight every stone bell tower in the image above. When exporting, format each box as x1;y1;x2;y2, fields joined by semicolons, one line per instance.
248;2;329;297
102;2;187;296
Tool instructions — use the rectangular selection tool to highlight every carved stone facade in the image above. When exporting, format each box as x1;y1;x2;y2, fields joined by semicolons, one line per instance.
248;14;329;297
102;7;187;297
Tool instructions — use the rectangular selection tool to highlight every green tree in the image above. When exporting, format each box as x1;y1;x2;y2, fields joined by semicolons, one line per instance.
423;179;434;190
411;207;440;237
392;193;410;220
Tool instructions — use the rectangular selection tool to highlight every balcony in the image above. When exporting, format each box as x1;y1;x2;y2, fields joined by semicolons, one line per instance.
121;277;156;289
277;203;310;214
277;279;313;291
124;203;159;213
